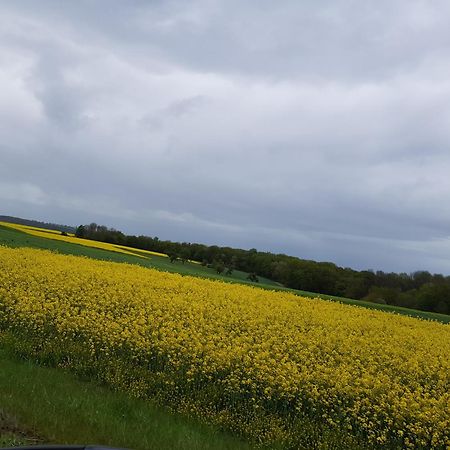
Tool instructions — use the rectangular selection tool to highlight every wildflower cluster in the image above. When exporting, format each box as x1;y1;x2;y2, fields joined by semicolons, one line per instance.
0;247;448;448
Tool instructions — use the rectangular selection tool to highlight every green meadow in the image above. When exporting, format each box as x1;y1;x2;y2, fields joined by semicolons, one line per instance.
0;348;253;450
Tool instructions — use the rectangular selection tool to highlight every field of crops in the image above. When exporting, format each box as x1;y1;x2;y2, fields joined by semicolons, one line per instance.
0;221;167;258
1;246;449;449
0;221;284;288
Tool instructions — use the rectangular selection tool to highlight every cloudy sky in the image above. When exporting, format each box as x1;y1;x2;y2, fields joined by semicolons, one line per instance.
2;0;450;274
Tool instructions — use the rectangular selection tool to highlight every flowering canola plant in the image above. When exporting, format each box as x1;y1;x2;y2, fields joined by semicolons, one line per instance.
0;247;449;448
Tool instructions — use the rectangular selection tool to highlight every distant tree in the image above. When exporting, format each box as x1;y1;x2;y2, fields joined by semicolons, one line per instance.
214;261;225;274
363;286;400;305
168;252;178;263
271;261;290;285
202;245;218;263
344;276;370;299
411;271;433;289
226;267;234;276
86;223;98;237
417;283;450;314
396;290;419;309
75;225;85;238
60;231;68;236
180;248;190;264
247;272;259;282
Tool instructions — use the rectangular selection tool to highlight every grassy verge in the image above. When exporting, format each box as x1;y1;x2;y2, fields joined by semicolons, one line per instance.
0;410;40;448
1;224;449;324
0;347;254;450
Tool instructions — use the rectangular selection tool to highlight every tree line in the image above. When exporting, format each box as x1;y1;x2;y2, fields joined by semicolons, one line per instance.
75;223;450;315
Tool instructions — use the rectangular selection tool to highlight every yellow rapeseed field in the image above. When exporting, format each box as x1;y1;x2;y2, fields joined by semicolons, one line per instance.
0;246;449;448
0;221;167;258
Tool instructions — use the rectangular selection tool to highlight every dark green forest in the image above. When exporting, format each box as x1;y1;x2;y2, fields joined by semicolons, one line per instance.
75;223;450;315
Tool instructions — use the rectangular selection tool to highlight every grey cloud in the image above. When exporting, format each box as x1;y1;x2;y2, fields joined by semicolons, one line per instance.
7;0;450;82
2;1;450;274
164;95;209;118
31;52;86;130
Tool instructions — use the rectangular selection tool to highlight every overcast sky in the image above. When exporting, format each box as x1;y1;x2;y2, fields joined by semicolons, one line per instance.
2;0;450;274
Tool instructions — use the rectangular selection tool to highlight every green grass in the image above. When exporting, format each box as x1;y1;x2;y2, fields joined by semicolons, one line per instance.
0;432;29;448
1;223;449;324
0;348;254;450
0;408;39;448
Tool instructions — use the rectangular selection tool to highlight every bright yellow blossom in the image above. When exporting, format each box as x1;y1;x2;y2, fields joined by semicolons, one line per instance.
0;246;448;448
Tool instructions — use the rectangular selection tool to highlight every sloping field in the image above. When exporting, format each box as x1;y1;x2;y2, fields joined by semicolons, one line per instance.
1;246;449;449
1;220;449;324
0;221;280;287
0;221;152;258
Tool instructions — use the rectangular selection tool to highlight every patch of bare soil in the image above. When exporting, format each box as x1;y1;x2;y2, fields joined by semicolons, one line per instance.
0;409;44;447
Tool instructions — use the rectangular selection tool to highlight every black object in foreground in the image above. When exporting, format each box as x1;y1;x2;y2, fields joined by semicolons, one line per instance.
0;446;129;450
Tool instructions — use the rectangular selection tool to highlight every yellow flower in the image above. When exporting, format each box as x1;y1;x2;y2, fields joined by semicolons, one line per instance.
0;245;449;448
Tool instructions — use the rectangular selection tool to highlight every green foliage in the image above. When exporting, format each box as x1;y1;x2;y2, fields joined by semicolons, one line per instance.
417;282;450;314
247;273;259;282
0;409;35;447
363;286;400;305
168;252;179;263
0;348;253;450
75;225;85;238
214;261;225;274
